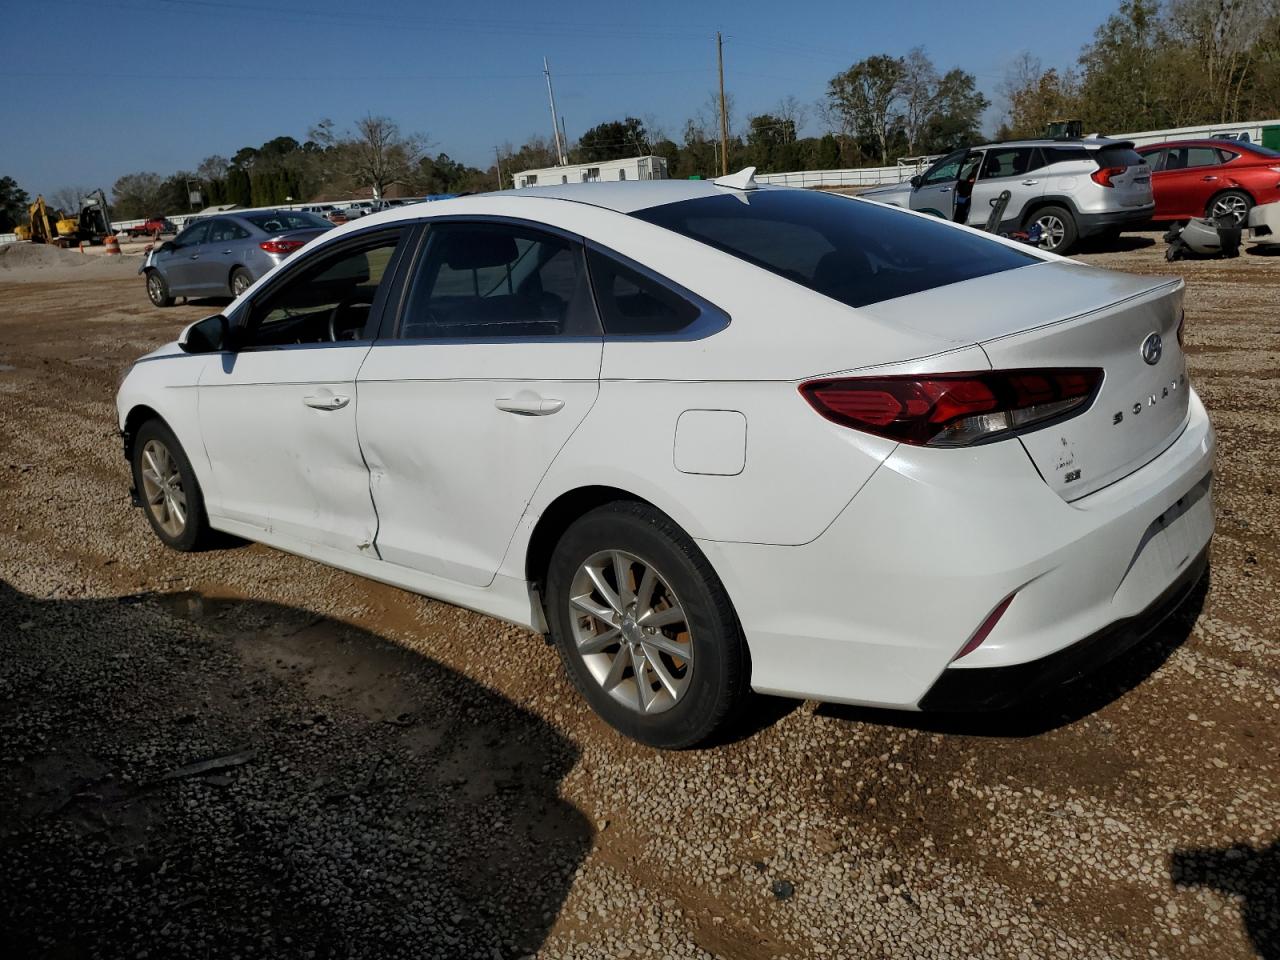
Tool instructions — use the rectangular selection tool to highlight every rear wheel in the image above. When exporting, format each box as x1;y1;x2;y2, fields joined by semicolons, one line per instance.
545;501;749;749
230;267;253;298
145;269;173;307
1028;205;1078;254
131;419;212;552
1206;190;1251;226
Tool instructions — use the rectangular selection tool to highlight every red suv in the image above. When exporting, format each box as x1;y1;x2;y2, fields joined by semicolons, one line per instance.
1137;138;1280;225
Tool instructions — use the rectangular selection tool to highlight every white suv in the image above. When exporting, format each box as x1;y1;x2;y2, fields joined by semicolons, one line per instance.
864;138;1155;253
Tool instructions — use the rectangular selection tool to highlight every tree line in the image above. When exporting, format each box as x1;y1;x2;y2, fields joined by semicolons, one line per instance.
3;0;1277;227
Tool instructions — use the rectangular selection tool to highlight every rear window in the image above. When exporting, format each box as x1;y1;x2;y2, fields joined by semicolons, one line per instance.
630;190;1036;309
1248;144;1280;158
244;211;331;232
1095;146;1145;168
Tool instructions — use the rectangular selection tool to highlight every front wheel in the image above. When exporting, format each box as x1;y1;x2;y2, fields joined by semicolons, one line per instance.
145;269;173;307
1206;190;1251;227
545;502;749;749
131;419;213;551
1028;205;1078;254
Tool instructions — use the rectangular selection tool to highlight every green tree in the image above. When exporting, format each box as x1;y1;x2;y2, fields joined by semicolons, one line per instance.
922;69;989;152
746;114;798;172
0;176;30;231
827;54;907;165
574;117;650;162
999;54;1082;139
111;172;165;219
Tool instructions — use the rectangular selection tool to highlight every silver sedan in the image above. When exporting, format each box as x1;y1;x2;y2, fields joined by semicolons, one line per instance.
141;210;331;306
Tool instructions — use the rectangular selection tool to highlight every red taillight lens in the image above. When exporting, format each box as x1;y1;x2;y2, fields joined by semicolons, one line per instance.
1091;165;1126;187
260;239;307;255
799;369;1102;446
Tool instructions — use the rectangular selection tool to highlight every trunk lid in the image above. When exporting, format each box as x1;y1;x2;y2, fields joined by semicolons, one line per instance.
1094;143;1154;208
857;260;1188;501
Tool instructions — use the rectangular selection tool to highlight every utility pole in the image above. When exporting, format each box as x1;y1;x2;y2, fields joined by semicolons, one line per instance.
494;146;503;190
544;57;566;166
717;32;729;176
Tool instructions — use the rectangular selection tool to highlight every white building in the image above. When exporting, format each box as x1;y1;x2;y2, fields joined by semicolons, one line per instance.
513;155;669;189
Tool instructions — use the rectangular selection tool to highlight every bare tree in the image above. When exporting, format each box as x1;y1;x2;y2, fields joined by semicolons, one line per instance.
49;186;93;213
827;54;906;165
774;95;807;143
338;115;427;199
899;47;940;154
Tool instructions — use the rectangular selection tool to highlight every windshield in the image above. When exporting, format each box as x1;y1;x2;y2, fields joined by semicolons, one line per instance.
244;211;332;233
631;189;1036;309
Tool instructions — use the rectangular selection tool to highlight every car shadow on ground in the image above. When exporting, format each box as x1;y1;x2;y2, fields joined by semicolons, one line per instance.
1077;233;1159;253
816;569;1208;739
1172;842;1279;959
0;581;592;959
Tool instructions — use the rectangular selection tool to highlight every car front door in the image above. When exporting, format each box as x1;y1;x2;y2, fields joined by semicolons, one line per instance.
158;220;210;293
355;220;603;588
909;149;968;218
968;146;1044;228
196;228;410;554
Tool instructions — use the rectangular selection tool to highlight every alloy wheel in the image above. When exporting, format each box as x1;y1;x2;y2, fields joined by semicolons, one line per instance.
1035;214;1067;250
147;273;164;304
232;272;251;296
568;549;693;715
139;439;187;538
1210;194;1249;226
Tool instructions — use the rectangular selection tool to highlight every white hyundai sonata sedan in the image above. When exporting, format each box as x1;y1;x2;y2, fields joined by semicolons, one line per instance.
116;173;1214;748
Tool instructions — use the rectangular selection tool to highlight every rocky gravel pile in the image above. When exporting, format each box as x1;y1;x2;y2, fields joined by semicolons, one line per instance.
1;239;1277;958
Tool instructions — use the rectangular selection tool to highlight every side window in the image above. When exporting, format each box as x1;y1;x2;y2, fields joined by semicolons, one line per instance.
978;148;1034;180
174;220;209;248
400;223;599;339
1043;147;1090;166
241;231;404;349
1142;149;1167;172
1216;148;1240;164
921;149;967;185
208;219;250;243
586;249;701;336
1185;147;1223;168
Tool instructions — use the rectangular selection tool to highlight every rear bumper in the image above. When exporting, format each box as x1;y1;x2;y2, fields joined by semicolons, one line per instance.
918;543;1207;711
699;391;1214;709
1076;206;1156;236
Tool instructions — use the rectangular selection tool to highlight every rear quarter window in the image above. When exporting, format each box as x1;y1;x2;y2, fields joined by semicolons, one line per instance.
631;190;1036;310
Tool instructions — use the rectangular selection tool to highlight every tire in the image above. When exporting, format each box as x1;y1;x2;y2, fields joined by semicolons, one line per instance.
1206;189;1251;227
545;501;749;749
229;267;253;298
130;419;213;552
145;269;173;307
1027;205;1078;254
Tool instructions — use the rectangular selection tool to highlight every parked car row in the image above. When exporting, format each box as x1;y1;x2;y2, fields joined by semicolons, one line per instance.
863;135;1280;253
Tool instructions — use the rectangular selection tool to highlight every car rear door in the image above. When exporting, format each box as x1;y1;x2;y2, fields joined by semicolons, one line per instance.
1155;145;1224;219
355;219;603;588
197;228;410;553
967;146;1044;227
194;218;250;293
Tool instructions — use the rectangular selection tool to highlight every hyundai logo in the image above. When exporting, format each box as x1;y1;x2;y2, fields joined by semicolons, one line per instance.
1141;333;1163;366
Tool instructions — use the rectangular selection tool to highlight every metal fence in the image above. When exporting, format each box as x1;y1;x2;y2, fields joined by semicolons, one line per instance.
755;158;939;189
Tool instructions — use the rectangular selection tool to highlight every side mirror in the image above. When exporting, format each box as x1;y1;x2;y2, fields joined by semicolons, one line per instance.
910;175;922;189
178;314;230;354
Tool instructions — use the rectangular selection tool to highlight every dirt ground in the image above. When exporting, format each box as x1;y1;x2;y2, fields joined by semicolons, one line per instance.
1;235;1277;959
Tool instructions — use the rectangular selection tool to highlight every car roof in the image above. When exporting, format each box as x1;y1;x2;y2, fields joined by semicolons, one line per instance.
1136;138;1251;150
495;178;742;214
974;136;1133;150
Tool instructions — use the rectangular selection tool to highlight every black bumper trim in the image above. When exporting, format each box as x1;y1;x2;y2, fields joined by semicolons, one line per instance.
1076;208;1156;236
918;545;1209;712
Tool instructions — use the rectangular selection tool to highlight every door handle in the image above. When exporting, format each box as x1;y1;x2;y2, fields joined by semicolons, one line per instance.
303;394;350;410
939;186;952;193
221;249;233;254
1021;179;1039;185
189;254;200;260
495;395;564;416
1201;175;1218;181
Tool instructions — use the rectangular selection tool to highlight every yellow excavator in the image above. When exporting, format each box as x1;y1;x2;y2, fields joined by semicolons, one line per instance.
15;190;114;246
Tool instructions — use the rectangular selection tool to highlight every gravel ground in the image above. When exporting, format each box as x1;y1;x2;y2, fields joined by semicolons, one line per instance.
1;233;1277;959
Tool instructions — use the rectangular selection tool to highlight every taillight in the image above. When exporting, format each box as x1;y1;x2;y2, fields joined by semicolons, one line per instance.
799;369;1103;447
260;239;307;255
1091;165;1126;187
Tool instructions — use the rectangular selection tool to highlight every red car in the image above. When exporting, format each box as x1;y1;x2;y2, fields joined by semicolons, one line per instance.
1137;138;1280;225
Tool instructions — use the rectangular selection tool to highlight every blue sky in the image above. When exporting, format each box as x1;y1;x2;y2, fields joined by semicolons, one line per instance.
2;0;1120;196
